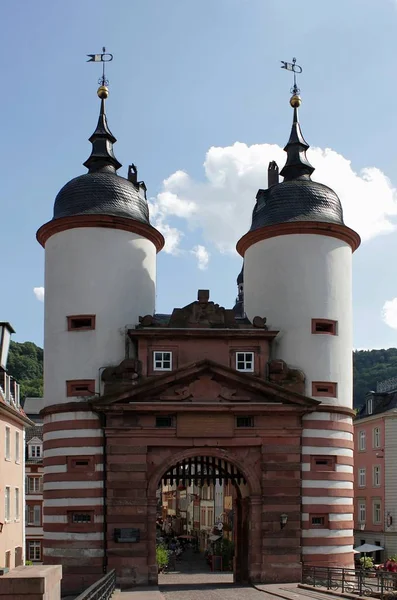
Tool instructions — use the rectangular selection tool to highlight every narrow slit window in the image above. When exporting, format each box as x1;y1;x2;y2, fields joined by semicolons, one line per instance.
67;315;96;331
311;319;337;335
67;456;94;471
311;455;336;471
66;380;95;397
236;416;254;428
312;381;337;398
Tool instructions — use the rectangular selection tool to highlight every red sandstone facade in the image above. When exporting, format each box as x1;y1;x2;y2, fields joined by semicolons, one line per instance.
42;291;355;593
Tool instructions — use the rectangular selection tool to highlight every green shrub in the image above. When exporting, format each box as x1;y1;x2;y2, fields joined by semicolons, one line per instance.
360;556;374;569
213;537;234;571
25;560;33;566
156;544;169;569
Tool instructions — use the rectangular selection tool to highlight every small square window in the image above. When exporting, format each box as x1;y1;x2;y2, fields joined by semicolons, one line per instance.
310;514;329;528
236;416;254;428
70;512;93;524
67;315;96;331
156;416;174;428
153;352;172;371
66;380;96;397
311;319;337;335
235;352;254;372
312;381;337;398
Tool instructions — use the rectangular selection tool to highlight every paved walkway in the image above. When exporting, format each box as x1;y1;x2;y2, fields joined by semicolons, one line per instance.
113;549;344;600
112;588;164;600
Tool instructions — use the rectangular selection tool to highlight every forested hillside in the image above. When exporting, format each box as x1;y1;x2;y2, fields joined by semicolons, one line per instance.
7;341;43;400
5;341;397;408
353;348;397;407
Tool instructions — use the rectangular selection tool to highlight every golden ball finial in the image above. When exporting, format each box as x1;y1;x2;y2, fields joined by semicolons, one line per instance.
290;94;302;108
97;85;109;99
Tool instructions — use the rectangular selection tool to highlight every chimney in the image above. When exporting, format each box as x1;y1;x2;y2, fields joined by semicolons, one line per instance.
128;163;138;184
197;290;209;304
268;161;279;188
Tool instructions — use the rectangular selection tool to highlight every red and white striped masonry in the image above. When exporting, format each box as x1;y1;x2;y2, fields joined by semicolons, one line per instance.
302;410;354;568
42;408;105;569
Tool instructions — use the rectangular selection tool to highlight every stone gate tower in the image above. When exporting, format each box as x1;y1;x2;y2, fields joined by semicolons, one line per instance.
237;92;360;566
36;83;164;591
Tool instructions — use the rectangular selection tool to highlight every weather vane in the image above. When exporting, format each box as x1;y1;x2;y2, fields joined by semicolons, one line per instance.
87;46;113;87
280;57;302;96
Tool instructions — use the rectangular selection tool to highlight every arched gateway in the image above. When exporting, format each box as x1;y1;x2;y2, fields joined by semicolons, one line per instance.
148;450;261;583
85;290;354;591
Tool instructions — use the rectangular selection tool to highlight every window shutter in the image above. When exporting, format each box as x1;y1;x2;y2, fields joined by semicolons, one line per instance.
34;505;41;525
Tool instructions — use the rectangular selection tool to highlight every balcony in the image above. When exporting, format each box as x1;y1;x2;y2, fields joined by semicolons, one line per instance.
0;371;20;408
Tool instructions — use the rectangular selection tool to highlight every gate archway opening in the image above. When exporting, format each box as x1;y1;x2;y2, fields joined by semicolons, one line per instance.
151;453;254;586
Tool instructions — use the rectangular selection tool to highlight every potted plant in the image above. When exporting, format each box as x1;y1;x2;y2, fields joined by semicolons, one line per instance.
156;543;169;573
360;556;375;576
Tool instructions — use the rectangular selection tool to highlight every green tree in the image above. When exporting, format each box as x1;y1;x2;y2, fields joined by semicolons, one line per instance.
7;341;43;401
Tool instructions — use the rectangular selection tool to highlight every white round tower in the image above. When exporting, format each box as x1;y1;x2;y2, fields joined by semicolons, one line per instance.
237;93;360;569
37;83;163;594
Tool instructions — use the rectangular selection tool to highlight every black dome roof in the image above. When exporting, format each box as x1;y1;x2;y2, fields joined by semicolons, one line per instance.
53;170;149;224
51;92;150;226
251;176;343;231
249;100;345;232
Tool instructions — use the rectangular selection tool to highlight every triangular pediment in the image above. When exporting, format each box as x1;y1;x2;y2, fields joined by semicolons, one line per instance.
92;359;319;409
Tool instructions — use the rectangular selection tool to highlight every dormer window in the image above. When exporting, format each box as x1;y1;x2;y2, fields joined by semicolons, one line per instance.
236;352;254;372
153;352;172;371
28;444;42;459
367;397;373;415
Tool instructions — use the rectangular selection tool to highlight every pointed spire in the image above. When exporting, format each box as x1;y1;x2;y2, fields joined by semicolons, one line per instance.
83;85;122;173
279;95;314;181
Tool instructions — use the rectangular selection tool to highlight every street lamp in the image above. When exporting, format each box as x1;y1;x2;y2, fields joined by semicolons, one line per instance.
0;323;15;371
280;513;288;529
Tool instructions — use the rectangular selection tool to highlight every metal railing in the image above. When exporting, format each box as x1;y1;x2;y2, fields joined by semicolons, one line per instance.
75;569;116;600
302;565;397;599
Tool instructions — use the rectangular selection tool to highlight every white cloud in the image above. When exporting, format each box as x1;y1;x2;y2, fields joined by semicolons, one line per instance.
33;287;45;302
382;298;397;330
191;245;210;270
150;142;397;255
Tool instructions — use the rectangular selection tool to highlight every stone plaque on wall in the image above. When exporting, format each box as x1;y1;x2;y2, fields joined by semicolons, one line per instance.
177;413;233;437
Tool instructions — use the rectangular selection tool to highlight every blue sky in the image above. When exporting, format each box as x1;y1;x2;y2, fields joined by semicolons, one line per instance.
2;0;397;350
